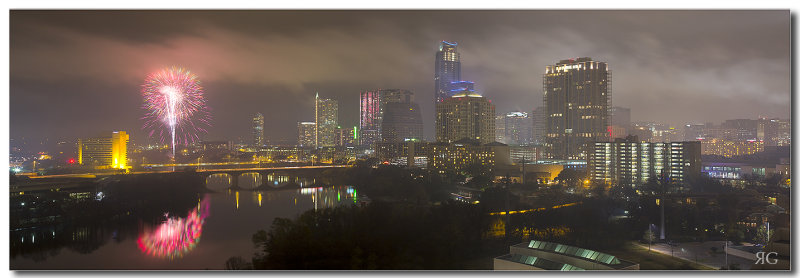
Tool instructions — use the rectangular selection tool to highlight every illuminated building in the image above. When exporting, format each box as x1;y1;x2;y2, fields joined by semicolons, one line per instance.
376;141;430;167
435;90;495;144
252;112;264;146
588;136;701;186
509;145;544;164
334;126;357;147
610;107;630;139
297;122;316;148
757;118;791;146
77;131;129;169
359;89;421;146
427;139;510;175
504;112;533;145
257;146;310;162
315;93;338;148
701;138;764;157
544;57;610;160
495;115;506;143
434;41;461;103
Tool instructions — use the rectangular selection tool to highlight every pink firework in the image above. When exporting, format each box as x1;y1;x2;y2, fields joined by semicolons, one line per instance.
141;67;211;157
137;196;210;259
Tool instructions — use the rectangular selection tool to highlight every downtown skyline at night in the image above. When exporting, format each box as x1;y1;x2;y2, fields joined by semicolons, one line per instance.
8;9;792;272
10;10;789;146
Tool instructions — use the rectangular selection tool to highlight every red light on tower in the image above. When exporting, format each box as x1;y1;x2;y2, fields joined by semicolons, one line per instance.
68;158;75;164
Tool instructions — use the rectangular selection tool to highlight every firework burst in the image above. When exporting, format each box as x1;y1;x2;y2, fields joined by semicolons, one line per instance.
141;67;211;158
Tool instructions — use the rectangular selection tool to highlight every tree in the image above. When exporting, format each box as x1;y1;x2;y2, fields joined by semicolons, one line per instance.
753;224;774;245
643;229;655;251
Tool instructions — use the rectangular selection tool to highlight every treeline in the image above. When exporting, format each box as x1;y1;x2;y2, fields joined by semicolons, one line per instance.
243;201;498;270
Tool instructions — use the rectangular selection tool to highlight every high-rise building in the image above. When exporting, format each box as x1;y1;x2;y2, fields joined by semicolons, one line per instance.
315;93;338;148
495;115;506;144
252;112;264;147
434;41;462;103
436;89;495;144
335;126;357;147
297;122;316;147
505;111;533;145
588;136;701;187
544;57;611;159
359;89;422;145
77;131;129;169
531;106;546;145
382;102;423;143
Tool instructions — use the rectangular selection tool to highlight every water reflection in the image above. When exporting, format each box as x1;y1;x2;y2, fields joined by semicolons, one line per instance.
298;186;358;210
239;173;261;189
137;196;210;259
206;174;232;191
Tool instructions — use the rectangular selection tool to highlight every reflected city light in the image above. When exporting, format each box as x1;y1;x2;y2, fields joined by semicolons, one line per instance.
137;196;210;259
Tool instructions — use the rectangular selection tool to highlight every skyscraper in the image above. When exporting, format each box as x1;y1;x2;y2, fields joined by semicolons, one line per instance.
544;57;611;159
495;114;506;144
436;89;495;144
531;106;546;145
382;101;423;143
252;112;264;147
434;41;461;103
504;111;533;145
315;93;338;148
360;89;422;145
297;122;316;147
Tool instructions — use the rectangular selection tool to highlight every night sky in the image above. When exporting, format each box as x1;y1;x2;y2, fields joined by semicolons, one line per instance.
10;10;790;145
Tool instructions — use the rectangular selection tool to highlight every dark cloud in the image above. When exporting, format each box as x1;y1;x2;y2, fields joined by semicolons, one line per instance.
10;10;790;144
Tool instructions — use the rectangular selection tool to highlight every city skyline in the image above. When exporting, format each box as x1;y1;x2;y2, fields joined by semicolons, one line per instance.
10;10;790;146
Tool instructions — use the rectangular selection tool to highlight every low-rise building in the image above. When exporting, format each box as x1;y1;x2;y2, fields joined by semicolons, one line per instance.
494;240;639;270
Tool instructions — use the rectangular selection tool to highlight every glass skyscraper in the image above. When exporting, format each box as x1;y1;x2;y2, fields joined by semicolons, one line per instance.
434;41;461;103
252;112;264;147
315;93;338;148
544;57;611;160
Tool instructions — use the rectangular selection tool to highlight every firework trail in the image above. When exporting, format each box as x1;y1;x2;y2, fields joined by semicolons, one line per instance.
141;67;211;159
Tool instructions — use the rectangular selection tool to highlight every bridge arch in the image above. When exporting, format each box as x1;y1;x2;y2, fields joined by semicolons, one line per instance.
205;173;233;191
238;172;262;189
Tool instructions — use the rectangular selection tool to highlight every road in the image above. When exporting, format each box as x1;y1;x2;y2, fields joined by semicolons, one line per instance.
639;241;755;270
24;165;351;180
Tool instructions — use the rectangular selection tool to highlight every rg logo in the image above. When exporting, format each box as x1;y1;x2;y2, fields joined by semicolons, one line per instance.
755;252;779;265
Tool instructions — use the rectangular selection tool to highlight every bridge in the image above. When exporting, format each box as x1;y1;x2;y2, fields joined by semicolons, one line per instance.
197;165;350;191
15;165;351;193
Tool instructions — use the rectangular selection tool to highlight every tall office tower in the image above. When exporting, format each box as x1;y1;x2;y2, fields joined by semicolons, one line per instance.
77;131;129;169
544;57;611;159
359;89;382;147
684;124;706;141
434;41;461;103
297;122;316;147
252;112;264;147
315;93;338;148
335;126;357;147
360;89;421;145
382;102;423;143
505;111;533;145
436;90;495;144
531;106;546;145
495;115;506;144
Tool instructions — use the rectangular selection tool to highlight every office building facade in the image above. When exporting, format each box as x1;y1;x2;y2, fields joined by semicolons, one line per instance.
544;57;611;160
297;122;316;147
505;111;533;145
77;131;129;169
252;112;264;146
360;89;422;146
315;93;338;148
436;90;495;144
588;137;701;186
435;41;462;103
